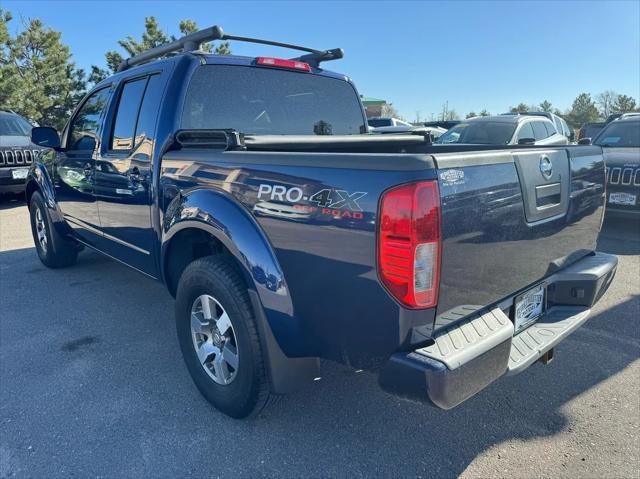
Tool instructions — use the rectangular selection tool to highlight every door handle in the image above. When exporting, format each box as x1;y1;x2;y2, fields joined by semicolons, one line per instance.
83;162;93;178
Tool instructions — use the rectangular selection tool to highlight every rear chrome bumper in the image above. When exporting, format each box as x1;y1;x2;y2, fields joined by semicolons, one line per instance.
379;251;618;409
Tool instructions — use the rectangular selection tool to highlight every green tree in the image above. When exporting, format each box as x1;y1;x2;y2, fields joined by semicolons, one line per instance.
567;93;600;128
539;100;553;112
510;103;529;113
612;94;637;113
0;10;86;130
93;16;231;81
465;111;476;119
479;109;490;116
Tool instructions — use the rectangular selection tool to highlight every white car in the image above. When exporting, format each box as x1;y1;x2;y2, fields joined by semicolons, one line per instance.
436;115;568;146
367;117;412;129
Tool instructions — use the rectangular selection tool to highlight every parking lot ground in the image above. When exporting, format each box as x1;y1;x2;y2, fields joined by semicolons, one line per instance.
1;196;639;478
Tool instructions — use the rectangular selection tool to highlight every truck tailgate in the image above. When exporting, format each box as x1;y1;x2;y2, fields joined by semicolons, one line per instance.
433;145;605;331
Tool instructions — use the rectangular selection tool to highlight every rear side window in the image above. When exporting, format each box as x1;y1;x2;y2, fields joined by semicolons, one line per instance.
553;117;563;135
181;65;366;135
532;121;549;140
516;122;535;141
134;75;164;145
543;121;556;136
110;78;148;150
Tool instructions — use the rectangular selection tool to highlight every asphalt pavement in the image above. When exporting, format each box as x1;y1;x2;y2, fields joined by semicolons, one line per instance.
0;195;638;478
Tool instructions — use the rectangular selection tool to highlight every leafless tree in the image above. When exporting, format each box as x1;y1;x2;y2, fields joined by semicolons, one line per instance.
596;90;619;118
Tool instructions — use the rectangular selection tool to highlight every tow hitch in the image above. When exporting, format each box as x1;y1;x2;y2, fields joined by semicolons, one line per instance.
539;348;554;365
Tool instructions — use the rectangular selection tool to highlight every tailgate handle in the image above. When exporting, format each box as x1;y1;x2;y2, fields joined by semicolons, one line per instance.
536;182;561;208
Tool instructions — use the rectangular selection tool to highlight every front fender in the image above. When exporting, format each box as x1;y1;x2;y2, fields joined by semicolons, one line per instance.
161;188;309;358
27;162;56;210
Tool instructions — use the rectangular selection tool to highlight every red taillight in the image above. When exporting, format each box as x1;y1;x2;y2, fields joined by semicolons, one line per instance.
255;57;311;72
378;181;441;309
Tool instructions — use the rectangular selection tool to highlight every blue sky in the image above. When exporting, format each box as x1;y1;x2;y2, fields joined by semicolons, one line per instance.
2;0;639;120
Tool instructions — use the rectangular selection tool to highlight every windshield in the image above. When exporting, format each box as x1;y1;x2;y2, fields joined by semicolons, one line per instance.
436;121;516;145
368;119;392;127
595;121;640;147
182;65;366;135
0;114;32;136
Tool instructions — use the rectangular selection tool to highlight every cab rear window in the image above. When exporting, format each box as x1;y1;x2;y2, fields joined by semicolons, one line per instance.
181;65;366;135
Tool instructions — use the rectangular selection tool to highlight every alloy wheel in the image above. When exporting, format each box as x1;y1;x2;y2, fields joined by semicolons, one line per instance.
35;207;48;253
190;294;239;385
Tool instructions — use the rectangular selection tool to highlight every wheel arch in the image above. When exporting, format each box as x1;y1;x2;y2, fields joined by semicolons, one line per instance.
25;163;56;210
161;188;319;392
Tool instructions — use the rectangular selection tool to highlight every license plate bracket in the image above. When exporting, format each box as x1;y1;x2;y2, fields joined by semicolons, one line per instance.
513;283;546;332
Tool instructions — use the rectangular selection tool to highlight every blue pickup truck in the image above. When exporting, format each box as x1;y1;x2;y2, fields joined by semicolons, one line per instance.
26;27;617;418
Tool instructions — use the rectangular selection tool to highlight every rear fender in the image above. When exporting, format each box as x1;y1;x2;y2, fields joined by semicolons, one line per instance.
161;188;319;393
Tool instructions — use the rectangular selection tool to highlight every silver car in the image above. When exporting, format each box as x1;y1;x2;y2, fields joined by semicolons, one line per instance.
436;115;569;146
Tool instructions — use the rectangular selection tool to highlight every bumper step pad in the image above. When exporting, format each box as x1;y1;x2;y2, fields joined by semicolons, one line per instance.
507;307;590;375
415;308;513;370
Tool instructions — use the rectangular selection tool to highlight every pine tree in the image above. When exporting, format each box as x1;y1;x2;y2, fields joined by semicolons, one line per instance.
567;93;600;128
612;94;637;113
91;16;232;82
0;9;86;130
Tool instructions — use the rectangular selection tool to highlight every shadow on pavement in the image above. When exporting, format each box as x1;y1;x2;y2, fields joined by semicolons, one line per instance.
0;193;26;211
1;244;638;477
598;217;640;255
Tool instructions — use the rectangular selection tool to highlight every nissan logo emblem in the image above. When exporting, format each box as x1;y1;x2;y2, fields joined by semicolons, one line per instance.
539;155;553;179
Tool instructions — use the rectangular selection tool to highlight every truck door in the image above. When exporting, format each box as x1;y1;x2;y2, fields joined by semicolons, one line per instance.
55;87;112;247
94;74;165;277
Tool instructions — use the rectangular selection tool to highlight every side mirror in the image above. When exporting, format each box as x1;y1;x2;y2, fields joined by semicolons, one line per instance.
31;126;61;150
577;138;592;145
517;137;536;145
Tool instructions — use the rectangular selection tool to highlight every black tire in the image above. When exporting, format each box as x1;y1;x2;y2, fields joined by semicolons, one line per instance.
175;256;270;418
29;191;78;268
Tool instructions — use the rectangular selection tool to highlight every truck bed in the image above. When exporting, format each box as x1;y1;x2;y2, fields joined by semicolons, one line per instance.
160;140;605;366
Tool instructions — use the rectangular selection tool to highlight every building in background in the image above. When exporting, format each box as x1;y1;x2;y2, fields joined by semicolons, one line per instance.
360;96;387;118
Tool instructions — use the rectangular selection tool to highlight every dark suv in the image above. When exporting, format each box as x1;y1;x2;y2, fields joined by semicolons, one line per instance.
0;110;45;195
594;116;640;217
